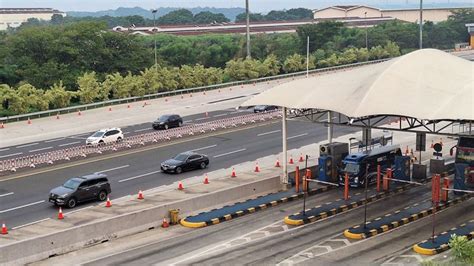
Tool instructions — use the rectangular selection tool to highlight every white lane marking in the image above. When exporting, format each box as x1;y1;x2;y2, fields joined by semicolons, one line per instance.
29;146;53;153
194;117;210;121
287;133;308;140
16;143;39;148
59;141;81;147
191;145;217;152
12;218;51;230
257;130;281;136
212;113;228;118
213;148;247;158
0;200;45;214
68;136;87;140
65;206;94;215
123;132;130;135
118;170;161;183
0;148;10;152
0;152;23;159
0;192;14;198
96;165;130;174
71;133;90;137
134;128;151;133
184;120;193;123
44;138;66;143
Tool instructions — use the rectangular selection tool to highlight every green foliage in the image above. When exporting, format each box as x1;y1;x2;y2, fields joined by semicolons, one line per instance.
45;81;72;109
282;54;305;73
77;72;101;104
263;54;281;76
236;8;312;22
449;234;474;264
296;21;345;52
235;13;266;23
194;11;230;24
157;9;194;25
224;58;263;80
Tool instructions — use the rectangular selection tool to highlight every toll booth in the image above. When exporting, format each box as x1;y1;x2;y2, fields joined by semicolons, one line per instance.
393;156;411;181
318;142;348;182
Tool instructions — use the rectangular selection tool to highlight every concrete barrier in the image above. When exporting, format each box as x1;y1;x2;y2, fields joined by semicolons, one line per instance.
0;175;280;264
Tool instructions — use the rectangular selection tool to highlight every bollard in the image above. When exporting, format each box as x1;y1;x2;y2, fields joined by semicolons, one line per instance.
441;177;449;202
295;166;300;193
305;169;312;180
432;174;441;203
376;165;381;192
344;173;349;200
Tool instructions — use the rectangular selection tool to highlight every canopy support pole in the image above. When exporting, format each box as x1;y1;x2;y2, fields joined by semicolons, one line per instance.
328;111;333;143
282;107;288;184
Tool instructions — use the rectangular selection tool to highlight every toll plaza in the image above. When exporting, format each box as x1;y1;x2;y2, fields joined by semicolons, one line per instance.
242;49;474;257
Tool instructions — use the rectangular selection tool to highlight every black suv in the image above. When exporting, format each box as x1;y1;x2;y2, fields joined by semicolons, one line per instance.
49;173;112;208
161;151;209;174
152;114;183;130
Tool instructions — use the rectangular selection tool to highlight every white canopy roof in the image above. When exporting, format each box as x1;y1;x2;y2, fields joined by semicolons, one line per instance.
243;49;474;121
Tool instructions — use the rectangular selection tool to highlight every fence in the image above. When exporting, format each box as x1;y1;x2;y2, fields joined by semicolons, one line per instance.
0;59;388;124
0;111;282;173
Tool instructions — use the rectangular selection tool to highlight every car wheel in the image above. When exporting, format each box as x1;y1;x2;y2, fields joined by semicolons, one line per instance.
175;167;182;174
178;121;183;127
67;198;77;208
116;137;122;143
99;140;105;146
98;190;108;201
164;124;169;130
199;162;207;169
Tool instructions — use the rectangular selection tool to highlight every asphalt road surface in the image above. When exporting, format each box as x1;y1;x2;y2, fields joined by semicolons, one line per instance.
0;115;357;228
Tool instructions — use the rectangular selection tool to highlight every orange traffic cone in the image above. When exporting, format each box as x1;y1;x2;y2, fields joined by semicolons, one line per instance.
203;174;209;184
77;110;82;116
1;223;7;235
299;153;304;162
178;182;184;190
275;159;281;168
108;107;112;112
289;156;294;164
137;190;144;200
105;197;112;207
58;207;64;220
56;113;60;120
162;218;169;228
127;104;131;109
254;162;260;172
0;122;4;129
27;118;32;125
231;168;237;178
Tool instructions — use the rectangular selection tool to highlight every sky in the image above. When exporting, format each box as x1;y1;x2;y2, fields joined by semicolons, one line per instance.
1;0;472;12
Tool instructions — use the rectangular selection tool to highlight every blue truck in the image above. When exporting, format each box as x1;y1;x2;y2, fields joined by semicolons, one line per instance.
338;145;402;187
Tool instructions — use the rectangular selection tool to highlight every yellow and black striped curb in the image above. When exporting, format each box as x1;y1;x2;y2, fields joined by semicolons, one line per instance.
284;184;413;226
180;186;332;228
413;219;474;255
344;194;471;240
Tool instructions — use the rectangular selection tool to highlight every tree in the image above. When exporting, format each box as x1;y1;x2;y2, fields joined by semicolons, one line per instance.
263;54;281;76
384;41;401;57
16;83;49;111
224;59;261;80
194;11;230;24
139;66;163;94
45;81;72;109
297;21;344;53
123;73;145;97
157;9;194;25
102;73;126;99
449;234;474;264
286;8;313;20
50;14;64;25
235;12;265;22
282;54;305;73
77;72;101;104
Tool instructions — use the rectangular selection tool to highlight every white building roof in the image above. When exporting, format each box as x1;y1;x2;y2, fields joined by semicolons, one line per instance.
243;49;474;121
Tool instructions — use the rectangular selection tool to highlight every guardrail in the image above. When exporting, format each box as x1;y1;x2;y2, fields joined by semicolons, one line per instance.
0;59;388;123
0;111;282;173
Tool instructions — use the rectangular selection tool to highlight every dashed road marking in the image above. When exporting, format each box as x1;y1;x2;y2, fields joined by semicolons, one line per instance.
191;145;217;152
287;133;308;140
29;146;53;153
16;143;39;148
11;218;51;230
118;170;161;183
0;192;14;197
213;148;246;158
0;152;23;159
96;165;130;174
0;200;45;214
59;141;81;147
213;113;228;118
0;148;10;152
257;130;281;136
44;138;66;143
195;117;211;121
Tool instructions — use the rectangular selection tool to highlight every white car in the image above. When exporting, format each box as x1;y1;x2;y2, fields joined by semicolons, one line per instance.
86;128;124;146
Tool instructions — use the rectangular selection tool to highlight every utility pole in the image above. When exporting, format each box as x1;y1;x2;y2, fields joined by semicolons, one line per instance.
245;0;251;59
364;12;368;49
306;36;309;78
152;9;158;66
419;0;423;49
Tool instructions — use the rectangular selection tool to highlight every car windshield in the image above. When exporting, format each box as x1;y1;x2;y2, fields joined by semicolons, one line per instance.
343;163;360;174
255;105;266;109
159;115;170;122
173;153;188;161
91;131;104;138
63;178;81;189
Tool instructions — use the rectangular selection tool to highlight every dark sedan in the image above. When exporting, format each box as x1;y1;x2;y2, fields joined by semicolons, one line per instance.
152;114;183;130
161;151;209;174
253;105;278;113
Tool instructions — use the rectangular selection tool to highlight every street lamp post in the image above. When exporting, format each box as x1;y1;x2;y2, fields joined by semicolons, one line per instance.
364;12;368;49
152;9;158;66
245;0;251;59
419;0;423;49
302;155;309;216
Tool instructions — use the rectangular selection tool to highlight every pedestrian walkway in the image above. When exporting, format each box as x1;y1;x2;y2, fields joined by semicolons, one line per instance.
284;183;413;226
180;185;331;228
344;194;472;240
413;219;474;255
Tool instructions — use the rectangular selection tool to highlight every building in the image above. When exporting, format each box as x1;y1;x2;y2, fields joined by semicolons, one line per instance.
0;8;66;30
313;5;463;23
466;23;474;47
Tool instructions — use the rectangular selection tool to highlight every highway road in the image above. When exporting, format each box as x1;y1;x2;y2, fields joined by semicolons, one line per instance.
0;108;255;159
0;111;357;229
52;181;473;265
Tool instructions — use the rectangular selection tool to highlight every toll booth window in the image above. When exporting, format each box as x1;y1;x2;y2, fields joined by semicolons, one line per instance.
344;163;359;173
